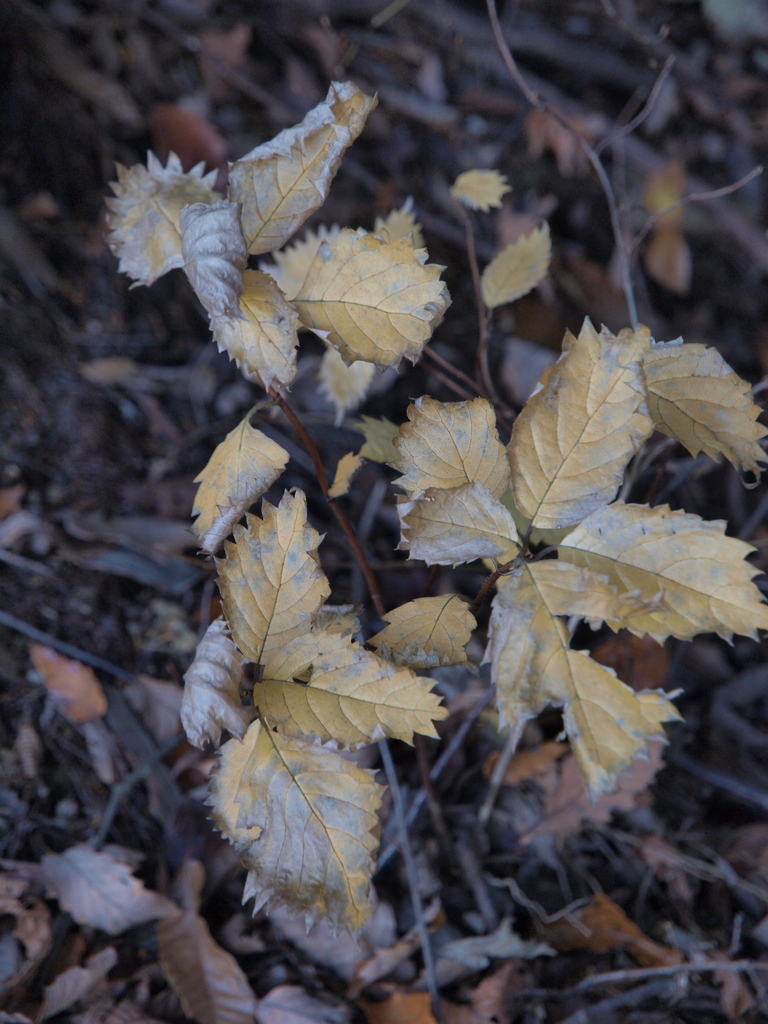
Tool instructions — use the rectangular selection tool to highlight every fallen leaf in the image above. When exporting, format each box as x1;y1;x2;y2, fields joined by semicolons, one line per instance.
0;484;25;521
524;109;597;176
150;104;228;178
180;200;247;321
329;452;365;498
70;1000;168;1024
38;947;117;1021
41;845;176;935
124;675;183;744
450;170;511;212
199;23;253;99
481;224;551;310
638;835;693;904
30;644;107;724
361;990;436;1024
320;348;376;427
181;618;251;749
482;741;568;786
257;986;350;1024
591;632;670;691
724;823;768;878
714;956;756;1020
538;892;683;966
643;226;692;295
0;873;52;991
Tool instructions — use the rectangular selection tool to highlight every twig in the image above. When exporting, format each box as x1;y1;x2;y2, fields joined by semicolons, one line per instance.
423;361;478;401
459;206;499;402
594;56;676;154
379;738;443;1024
486;0;638;327
668;750;768;812
557;978;681;1024
423;346;484;395
472;554;519;610
270;387;386;618
478;719;526;826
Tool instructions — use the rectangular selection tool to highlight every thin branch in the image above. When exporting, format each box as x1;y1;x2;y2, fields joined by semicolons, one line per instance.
423;345;485;395
270;387;386;618
594;56;676;154
460;205;499;401
379;738;444;1024
472;554;519;610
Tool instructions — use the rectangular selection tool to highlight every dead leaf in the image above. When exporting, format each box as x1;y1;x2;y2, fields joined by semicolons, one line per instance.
181;618;251;749
70;1001;168;1024
159;908;256;1024
724;823;768;878
124;675;183;744
199;24;253;99
256;986;350;1024
450;170;511;212
0;484;25;521
41;845;176;935
180;200;247;321
644;226;692;295
481;224;551;310
522;742;666;842
30;644;107;724
38;947;117;1021
0;873;52;991
357;416;401;464
329;452;365;498
538;892;683;966
482;741;568;786
638;835;693;904
319;348;376;427
369;595;476;669
591;633;670;691
263;224;340;302
150;104;228;178
713;957;756;1020
374;198;425;249
524;109;599;176
361;990;436;1024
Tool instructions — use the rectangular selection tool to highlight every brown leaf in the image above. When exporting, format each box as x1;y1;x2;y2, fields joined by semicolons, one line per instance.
38;947;117;1021
70;1000;169;1024
538;892;683;966
643;226;692;295
0;483;25;521
591;632;670;691
482;741;568;787
361;991;436;1024
199;24;253;100
724;823;768;878
256;986;350;1024
0;873;52;991
150;104;228;179
30;645;107;724
124;675;183;744
159;907;256;1024
41;845;176;935
521;742;666;842
637;835;693;904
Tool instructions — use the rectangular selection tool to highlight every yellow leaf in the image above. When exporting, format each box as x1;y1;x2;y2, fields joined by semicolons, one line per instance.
485;561;680;798
450;169;511;212
319;347;376;426
217;490;330;665
254;629;448;747
179;200;247;321
398;482;519;566
106;152;220;286
212;270;301;390
374;197;425;249
509;320;654;529
481;223;551;309
294;228;450;369
228;81;377;255
392;396;510;498
315;604;360;636
217;721;383;931
192;414;289;554
262;224;340;301
559;502;768;642
329;451;364;498
357;415;401;463
368;594;476;668
181;618;251;749
643;340;768;476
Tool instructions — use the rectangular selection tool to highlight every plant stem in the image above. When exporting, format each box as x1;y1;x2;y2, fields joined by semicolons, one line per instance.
472;554;519;610
270;387;386;618
461;207;499;402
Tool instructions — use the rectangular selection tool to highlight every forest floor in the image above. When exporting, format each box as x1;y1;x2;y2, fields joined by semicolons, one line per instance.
3;1;768;1022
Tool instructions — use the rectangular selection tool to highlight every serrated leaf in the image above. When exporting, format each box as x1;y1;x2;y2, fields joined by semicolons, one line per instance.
218;490;331;665
315;604;360;636
368;595;476;668
481;223;551;309
262;224;341;302
217;721;383;931
106;152;220;287
254;629;447;748
374;197;425;248
228;81;376;255
159;908;256;1024
181;618;251;749
485;561;680;798
559;502;768;642
41;845;176;935
294;228;450;369
212;270;301;390
643;339;768;476
320;347;376;426
392;396;510;498
329;451;364;498
192;414;289;554
356;416;401;463
450;169;511;212
508;320;654;529
398;481;519;566
180;200;247;320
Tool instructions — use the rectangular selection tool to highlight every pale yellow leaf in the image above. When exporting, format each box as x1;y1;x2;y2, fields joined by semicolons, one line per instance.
481;223;551;309
181;618;251;749
368;594;476;669
192;414;289;554
484;562;680;798
218;490;330;665
228;81;376;255
508;320;654;529
392;396;510;498
106;152;220;286
320;347;376;426
212;270;301;390
559;502;768;642
357;416;400;463
329;452;364;498
374;197;425;249
315;604;360;636
643;339;768;476
450;169;511;212
262;224;340;302
159;908;256;1024
254;629;447;747
41;845;176;935
217;721;383;931
294;228;450;369
180;200;247;320
398;482;519;566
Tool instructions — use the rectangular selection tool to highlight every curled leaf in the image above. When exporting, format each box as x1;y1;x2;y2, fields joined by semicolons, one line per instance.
328;452;364;498
368;594;476;669
481;223;551;309
105;152;220;286
180;200;247;320
181;618;251;749
320;347;376;426
450;169;511;212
